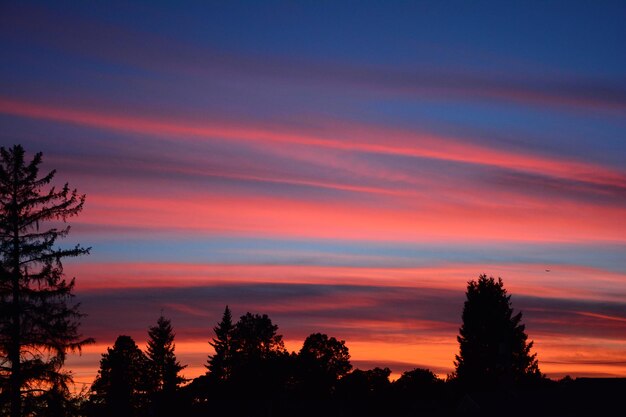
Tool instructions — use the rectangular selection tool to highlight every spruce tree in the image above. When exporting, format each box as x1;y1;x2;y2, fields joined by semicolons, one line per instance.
0;145;92;417
146;315;185;394
206;305;234;380
454;274;541;388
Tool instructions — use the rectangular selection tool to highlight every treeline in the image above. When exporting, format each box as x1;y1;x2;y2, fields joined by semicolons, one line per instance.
77;302;626;417
77;296;623;417
81;307;453;417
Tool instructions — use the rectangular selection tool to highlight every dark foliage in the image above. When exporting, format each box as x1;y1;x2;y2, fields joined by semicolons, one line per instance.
395;367;439;391
179;311;293;417
299;333;352;384
454;274;542;389
0;145;92;417
145;316;186;417
30;384;84;417
229;312;290;416
392;368;447;415
81;305;626;417
231;312;287;362
88;336;148;417
336;367;392;416
289;333;352;416
206;305;234;381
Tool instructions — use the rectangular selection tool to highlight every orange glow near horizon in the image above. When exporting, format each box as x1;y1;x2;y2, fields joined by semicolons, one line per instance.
65;333;626;390
64;260;626;386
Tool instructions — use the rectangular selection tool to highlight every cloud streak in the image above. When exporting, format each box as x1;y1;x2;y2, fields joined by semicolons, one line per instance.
2;98;625;190
67;189;626;244
3;3;626;113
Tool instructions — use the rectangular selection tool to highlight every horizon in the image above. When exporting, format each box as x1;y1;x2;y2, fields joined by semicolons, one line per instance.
1;1;625;389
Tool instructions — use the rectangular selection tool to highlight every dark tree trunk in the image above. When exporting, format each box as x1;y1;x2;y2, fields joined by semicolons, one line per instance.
9;291;21;417
9;178;21;417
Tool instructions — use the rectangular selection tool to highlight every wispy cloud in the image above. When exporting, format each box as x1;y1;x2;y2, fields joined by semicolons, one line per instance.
3;98;625;190
3;4;626;113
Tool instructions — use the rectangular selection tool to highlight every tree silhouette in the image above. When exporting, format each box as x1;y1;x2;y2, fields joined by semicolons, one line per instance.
90;335;148;417
337;367;391;417
146;316;185;392
231;312;286;361
206;305;234;381
393;368;445;416
230;312;288;416
294;333;352;416
298;333;351;391
0;145;92;417
145;316;186;416
454;274;541;389
394;367;439;392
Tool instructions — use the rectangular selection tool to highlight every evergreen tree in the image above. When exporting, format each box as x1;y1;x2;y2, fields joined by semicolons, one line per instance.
206;305;234;380
146;316;186;394
90;335;148;417
0;145;92;417
454;274;541;388
145;316;185;417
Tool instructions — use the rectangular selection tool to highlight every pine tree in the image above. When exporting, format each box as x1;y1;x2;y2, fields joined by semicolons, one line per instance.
146;315;186;394
206;305;234;380
0;145;92;417
454;274;541;388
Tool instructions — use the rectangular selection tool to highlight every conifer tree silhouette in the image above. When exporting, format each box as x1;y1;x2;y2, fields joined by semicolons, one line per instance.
454;274;541;388
0;145;92;417
206;305;234;380
146;316;185;392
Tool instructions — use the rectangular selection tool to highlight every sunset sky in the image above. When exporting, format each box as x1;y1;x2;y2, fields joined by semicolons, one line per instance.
1;1;625;388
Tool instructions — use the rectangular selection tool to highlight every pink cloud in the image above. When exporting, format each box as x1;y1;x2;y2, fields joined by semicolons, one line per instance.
2;98;625;190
